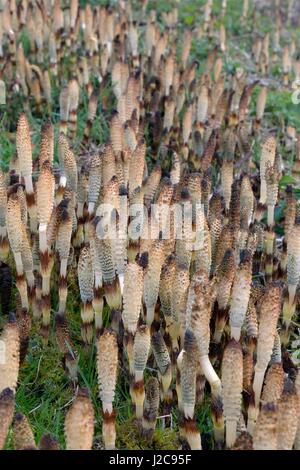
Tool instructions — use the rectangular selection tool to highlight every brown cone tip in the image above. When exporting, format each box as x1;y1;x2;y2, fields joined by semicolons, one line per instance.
8;312;17;323
0;388;15;400
39;433;60;450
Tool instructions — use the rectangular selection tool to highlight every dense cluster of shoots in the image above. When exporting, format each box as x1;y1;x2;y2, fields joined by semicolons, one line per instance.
0;0;299;451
